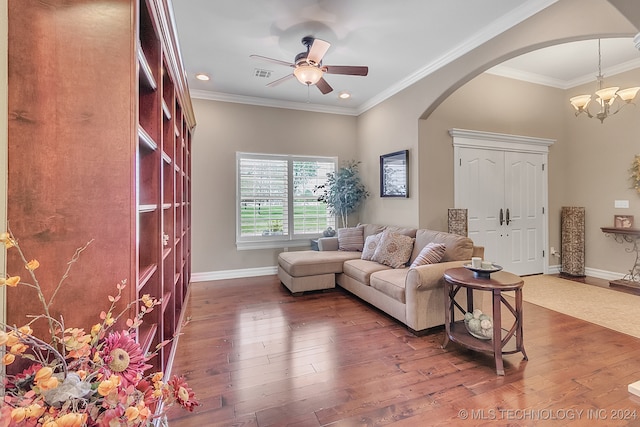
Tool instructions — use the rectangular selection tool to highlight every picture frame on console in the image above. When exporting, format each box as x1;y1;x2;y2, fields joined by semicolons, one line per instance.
614;215;634;229
380;150;408;198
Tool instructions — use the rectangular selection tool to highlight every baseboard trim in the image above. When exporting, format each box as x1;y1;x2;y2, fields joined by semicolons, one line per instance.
191;264;625;283
584;267;625;282
191;266;278;282
548;264;625;282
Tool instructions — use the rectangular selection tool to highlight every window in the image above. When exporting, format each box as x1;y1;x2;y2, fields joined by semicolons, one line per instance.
237;152;336;249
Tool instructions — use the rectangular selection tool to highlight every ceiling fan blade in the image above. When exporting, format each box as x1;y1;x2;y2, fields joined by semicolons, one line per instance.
250;54;295;68
307;39;331;64
323;65;368;76
316;77;333;94
266;74;295;87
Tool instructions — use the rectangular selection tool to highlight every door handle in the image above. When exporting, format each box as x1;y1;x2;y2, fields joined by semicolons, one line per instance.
506;208;510;225
499;208;504;226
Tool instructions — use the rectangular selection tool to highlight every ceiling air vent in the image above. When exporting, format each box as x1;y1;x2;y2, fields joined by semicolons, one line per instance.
254;68;272;79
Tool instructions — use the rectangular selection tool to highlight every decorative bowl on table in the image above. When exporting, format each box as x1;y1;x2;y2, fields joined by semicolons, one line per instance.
463;262;502;279
464;310;493;340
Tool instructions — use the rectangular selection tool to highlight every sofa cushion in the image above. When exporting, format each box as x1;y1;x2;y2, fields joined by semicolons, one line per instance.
385;226;417;238
411;229;474;263
278;250;361;277
338;226;364;251
410;242;446;268
372;230;415;268
361;233;382;260
343;259;392;285
360;224;386;239
370;269;408;303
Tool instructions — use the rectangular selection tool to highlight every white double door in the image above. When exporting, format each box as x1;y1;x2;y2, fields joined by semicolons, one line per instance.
452;130;554;276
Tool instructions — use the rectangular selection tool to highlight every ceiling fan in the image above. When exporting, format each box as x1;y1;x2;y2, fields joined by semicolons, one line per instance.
250;36;368;94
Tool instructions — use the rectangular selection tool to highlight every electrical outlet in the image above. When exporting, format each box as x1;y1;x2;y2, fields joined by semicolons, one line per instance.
615;200;629;208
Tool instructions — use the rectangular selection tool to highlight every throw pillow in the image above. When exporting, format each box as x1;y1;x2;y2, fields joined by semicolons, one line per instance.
372;230;415;268
410;242;446;268
361;233;382;260
338;226;364;251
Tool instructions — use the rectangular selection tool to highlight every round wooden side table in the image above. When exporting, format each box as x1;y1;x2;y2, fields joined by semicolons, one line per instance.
443;267;528;376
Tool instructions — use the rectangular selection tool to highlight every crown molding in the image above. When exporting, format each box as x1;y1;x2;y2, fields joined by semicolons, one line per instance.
488;57;640;89
357;0;559;114
192;0;559;117
190;89;359;116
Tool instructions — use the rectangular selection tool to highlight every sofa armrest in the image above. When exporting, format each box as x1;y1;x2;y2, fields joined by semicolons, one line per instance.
405;260;485;332
318;236;339;251
406;260;466;291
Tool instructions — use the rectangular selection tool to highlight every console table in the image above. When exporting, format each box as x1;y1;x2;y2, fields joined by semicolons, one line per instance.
601;227;640;289
443;267;527;376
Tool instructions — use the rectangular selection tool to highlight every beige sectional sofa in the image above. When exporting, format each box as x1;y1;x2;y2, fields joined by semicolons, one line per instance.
278;224;484;335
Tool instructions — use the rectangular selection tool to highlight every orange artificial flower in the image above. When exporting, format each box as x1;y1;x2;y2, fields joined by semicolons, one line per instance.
124;406;139;422
0;276;20;287
55;412;87;427
0;330;7;345
2;353;15;365
6;332;19;346
10;342;28;355
35;366;54;383
25;259;40;271
38;376;59;391
34;367;59;391
0;232;14;248
10;407;27;423
97;375;120;397
63;328;91;358
18;325;33;336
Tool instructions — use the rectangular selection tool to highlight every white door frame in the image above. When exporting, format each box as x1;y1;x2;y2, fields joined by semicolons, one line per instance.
450;128;555;274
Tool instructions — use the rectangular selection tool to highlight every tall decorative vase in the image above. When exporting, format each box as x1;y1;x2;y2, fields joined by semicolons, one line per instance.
448;208;468;237
561;206;585;276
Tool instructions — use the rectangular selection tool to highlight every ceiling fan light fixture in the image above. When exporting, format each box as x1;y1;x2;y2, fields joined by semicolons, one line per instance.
293;64;323;86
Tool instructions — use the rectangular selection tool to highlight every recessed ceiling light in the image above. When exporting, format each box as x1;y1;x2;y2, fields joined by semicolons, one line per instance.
195;73;210;81
338;91;351;100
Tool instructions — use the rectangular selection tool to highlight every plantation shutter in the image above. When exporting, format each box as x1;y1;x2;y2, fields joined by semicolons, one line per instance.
238;157;288;237
236;152;337;249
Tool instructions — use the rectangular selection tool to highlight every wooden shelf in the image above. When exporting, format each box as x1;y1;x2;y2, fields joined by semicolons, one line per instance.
6;0;193;381
162;99;172;120
138;263;158;291
137;44;157;91
138;204;158;213
139;323;158;355
138;125;158;151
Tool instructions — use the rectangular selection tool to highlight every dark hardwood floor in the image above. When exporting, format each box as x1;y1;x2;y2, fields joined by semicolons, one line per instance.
166;275;640;426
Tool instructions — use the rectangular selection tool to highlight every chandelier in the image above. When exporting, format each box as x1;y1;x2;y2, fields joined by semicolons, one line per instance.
569;39;640;123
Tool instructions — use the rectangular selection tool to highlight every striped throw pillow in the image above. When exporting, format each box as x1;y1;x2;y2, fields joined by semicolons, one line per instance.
410;242;446;268
338;226;364;251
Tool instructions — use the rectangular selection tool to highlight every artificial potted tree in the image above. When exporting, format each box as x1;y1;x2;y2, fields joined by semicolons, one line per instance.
315;160;369;229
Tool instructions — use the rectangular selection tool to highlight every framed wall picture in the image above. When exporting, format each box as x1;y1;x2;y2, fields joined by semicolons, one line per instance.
380;150;408;198
614;215;634;228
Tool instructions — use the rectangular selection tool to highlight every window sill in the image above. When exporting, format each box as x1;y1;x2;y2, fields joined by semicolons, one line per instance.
236;239;315;251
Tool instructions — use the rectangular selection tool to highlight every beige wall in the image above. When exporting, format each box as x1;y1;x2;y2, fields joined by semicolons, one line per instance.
354;0;638;277
564;68;640;274
190;99;357;273
418;73;567;234
419;68;640;274
190;0;640;278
